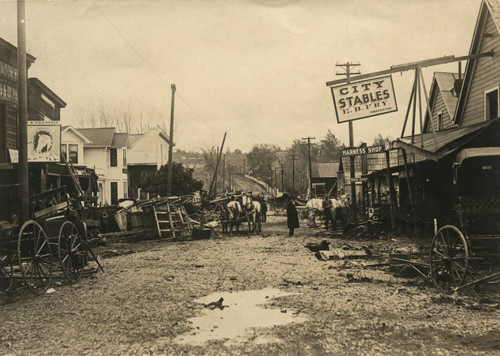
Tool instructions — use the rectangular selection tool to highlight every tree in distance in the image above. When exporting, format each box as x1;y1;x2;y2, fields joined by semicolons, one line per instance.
142;162;203;197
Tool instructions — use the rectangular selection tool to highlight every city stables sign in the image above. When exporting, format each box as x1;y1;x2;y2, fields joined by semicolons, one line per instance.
331;75;398;123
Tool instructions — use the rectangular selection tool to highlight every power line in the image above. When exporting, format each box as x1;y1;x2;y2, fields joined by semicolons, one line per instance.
91;1;215;132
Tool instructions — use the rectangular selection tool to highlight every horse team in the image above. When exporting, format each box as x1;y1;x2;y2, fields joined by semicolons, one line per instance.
222;193;264;234
219;192;349;234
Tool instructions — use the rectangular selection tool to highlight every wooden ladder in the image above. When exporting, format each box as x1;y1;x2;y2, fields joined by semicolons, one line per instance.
153;203;184;238
60;152;84;196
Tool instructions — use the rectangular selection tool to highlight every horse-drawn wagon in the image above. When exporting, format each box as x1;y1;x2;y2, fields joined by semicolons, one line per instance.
430;147;500;292
0;163;103;295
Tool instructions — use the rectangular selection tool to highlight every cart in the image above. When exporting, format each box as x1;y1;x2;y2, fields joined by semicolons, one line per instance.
0;185;103;295
430;147;500;292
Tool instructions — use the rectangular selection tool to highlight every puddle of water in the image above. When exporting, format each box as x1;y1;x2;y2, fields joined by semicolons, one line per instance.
174;288;307;345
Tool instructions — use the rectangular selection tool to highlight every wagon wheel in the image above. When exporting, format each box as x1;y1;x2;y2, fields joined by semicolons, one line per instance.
0;255;14;293
18;220;53;294
430;225;469;292
58;221;86;283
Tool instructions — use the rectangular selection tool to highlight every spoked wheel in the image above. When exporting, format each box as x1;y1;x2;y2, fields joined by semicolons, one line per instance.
0;255;14;293
430;225;469;292
18;220;53;295
58;221;86;283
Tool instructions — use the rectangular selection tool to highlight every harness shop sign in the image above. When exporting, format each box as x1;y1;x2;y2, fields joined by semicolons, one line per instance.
27;121;61;162
342;145;384;157
331;75;398;123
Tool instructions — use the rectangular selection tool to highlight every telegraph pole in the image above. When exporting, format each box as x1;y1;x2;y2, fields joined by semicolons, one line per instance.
222;154;226;193
302;137;315;199
243;160;246;175
280;163;285;193
167;83;176;196
274;167;279;195
17;0;29;223
290;154;297;197
336;62;360;223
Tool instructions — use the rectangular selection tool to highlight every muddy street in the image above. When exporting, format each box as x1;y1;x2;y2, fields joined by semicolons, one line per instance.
1;215;499;355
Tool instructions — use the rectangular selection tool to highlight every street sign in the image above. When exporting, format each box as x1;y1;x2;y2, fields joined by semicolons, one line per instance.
331;75;398;123
350;177;368;183
342;145;384;157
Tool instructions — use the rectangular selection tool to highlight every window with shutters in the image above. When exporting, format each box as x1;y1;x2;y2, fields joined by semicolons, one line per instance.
110;148;117;167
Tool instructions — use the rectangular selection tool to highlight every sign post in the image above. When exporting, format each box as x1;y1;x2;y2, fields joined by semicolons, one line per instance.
335;63;361;224
332;64;398;226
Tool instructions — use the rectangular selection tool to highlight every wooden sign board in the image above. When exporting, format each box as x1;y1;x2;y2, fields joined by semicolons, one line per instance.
342;145;384;157
8;148;18;163
27;121;61;162
331;75;398;123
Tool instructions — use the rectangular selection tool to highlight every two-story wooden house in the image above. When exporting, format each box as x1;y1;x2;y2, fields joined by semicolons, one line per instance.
67;127;129;205
127;127;170;199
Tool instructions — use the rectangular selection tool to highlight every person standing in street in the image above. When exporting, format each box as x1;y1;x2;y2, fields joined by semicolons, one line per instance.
260;194;267;222
322;195;333;231
286;197;299;236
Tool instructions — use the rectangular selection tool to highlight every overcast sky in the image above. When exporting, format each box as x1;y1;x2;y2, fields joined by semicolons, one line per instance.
0;0;482;152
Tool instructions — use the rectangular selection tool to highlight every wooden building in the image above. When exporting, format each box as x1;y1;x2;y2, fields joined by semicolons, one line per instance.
127;127;170;200
363;0;500;229
0;37;97;221
311;162;339;197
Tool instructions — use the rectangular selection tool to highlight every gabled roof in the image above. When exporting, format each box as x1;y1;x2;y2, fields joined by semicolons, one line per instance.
61;125;92;144
435;72;460;116
454;0;499;125
112;133;129;148
128;133;144;147
423;72;460;131
127;127;171;149
77;127;116;147
312;162;339;178
28;78;67;108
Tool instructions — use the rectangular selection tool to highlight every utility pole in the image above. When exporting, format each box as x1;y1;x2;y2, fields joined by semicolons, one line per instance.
208;132;226;199
167;84;176;196
243;160;246;176
336;62;360;223
17;0;29;223
222;154;226;193
302;137;315;199
274;167;278;194
228;162;232;192
290;154;297;197
280;163;285;193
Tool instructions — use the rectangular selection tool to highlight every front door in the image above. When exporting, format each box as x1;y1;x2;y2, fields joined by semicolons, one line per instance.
110;182;118;205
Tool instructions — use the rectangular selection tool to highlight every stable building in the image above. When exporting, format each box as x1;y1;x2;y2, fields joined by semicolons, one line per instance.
362;0;500;228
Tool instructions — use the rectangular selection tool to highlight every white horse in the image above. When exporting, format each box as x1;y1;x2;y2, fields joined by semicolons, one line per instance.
226;200;242;233
241;193;262;233
304;195;349;228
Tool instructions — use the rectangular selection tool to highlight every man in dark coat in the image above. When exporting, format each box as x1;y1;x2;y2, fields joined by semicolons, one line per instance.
286;198;299;236
322;195;333;231
260;194;268;223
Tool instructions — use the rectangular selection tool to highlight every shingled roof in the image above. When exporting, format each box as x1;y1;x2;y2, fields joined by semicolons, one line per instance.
77;128;116;147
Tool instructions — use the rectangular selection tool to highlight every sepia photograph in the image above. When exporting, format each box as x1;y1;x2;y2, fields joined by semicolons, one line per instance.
0;0;499;355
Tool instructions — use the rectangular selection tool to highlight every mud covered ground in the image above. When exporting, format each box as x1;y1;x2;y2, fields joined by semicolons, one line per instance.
1;214;499;355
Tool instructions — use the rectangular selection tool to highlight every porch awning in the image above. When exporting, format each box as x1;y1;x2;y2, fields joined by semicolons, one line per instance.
394;118;499;162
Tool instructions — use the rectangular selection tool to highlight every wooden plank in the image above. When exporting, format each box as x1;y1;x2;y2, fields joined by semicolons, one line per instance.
29;185;66;201
325;52;493;87
33;201;68;219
